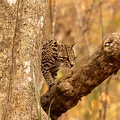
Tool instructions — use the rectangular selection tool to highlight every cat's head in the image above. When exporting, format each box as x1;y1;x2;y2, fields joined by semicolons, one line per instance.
58;43;77;68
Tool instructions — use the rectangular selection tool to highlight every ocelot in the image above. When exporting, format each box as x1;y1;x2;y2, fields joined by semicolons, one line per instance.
41;39;76;88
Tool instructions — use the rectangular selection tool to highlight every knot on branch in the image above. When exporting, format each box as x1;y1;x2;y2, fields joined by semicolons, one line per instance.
103;32;120;59
57;81;74;96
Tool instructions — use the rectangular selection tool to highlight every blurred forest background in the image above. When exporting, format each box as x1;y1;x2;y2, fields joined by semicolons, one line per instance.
41;0;120;120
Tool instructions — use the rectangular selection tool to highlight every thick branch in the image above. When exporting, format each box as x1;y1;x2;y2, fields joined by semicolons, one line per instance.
40;33;120;120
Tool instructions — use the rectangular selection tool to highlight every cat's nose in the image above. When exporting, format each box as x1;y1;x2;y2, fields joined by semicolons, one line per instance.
70;64;74;67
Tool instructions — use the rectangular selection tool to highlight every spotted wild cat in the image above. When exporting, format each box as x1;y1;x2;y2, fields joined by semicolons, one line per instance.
41;39;76;88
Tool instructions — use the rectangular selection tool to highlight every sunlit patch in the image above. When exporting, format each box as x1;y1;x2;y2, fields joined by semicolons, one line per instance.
40;16;44;28
24;61;30;66
7;0;16;6
105;42;110;47
28;76;32;81
24;61;31;74
25;66;30;74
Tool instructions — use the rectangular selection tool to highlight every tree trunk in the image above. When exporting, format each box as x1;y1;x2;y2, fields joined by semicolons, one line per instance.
40;32;120;120
0;0;48;120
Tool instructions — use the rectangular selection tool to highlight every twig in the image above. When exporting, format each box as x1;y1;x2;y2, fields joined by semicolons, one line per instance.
103;75;112;120
98;1;109;119
84;0;96;33
49;0;53;34
48;98;55;120
52;0;56;38
49;0;56;38
99;0;104;40
33;65;41;120
72;0;96;56
72;0;82;29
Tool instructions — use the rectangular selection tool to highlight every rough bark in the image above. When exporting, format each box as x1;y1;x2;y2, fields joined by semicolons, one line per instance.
40;32;120;120
0;0;48;120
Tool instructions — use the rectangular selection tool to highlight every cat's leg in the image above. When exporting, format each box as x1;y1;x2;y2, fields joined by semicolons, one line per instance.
41;64;56;88
43;70;56;88
50;66;59;79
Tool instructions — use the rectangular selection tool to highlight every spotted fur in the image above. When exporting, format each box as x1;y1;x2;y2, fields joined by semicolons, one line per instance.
41;39;76;88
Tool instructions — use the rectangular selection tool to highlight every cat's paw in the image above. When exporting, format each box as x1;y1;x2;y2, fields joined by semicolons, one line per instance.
49;82;56;89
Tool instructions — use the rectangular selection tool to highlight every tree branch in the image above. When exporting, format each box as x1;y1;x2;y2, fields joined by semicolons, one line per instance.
40;32;120;120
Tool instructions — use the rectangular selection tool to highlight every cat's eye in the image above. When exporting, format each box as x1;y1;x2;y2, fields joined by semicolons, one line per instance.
64;56;68;59
74;56;77;60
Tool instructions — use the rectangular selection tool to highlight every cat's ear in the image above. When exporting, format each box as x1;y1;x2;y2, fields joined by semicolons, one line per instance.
71;44;77;50
57;41;64;51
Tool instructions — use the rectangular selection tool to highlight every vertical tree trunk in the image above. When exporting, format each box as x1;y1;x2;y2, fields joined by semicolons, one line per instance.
0;0;48;119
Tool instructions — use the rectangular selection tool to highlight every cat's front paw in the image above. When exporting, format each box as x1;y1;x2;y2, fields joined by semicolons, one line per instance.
49;82;56;89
